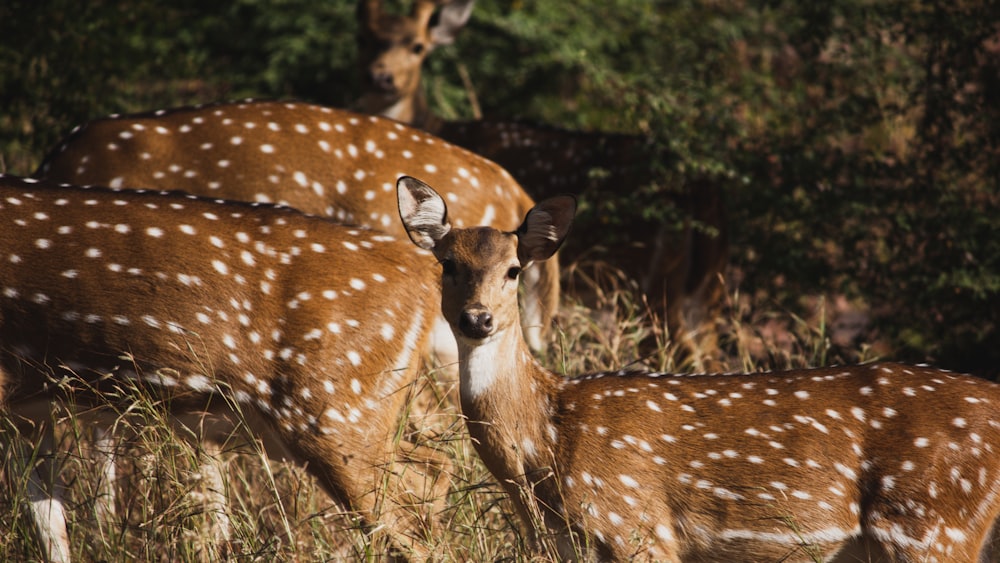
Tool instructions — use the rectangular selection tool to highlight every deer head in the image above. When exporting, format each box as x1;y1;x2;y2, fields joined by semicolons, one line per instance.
354;0;475;129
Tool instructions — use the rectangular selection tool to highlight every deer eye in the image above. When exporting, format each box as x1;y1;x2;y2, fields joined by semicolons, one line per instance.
506;266;521;280
440;259;456;276
411;42;425;55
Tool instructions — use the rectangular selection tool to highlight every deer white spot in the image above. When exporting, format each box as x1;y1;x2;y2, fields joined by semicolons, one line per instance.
914;437;930;448
35;239;52;249
146;227;164;238
619;475;640;488
85;248;102;258
794;390;810;399
347;351;362;366
380;324;395;341
186;375;213;392
349;278;366;290
115;224;131;234
261;143;275;153
179;224;196;235
402;150;413;159
212;260;229;275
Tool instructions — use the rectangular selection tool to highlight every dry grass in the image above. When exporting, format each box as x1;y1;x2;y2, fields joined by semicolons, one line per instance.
0;271;871;562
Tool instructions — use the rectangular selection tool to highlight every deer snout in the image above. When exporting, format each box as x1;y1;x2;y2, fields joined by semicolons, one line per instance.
459;305;494;339
369;66;396;92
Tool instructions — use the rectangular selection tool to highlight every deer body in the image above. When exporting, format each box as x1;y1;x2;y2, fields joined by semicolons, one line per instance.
34;99;557;352
0;175;445;559
397;176;1000;562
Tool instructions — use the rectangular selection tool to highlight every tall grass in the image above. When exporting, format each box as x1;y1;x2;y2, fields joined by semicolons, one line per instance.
0;268;868;561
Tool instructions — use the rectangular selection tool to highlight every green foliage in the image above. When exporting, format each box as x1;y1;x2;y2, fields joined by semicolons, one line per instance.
1;0;997;371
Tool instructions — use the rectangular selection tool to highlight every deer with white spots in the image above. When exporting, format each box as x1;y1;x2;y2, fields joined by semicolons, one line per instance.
0;175;448;561
34;99;558;354
397;175;1000;562
352;0;727;366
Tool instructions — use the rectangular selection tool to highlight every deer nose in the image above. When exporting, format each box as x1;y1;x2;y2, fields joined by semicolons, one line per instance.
371;69;395;91
459;306;494;339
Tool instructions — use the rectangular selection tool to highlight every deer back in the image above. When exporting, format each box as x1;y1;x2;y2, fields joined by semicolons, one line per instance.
34;100;560;351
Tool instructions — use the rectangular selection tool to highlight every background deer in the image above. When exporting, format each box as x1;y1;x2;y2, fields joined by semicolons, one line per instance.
354;0;475;131
355;1;728;367
0;175;448;561
33;99;558;354
397;175;1000;562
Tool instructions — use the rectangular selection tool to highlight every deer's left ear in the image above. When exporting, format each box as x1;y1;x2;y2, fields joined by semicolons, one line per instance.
516;195;576;265
397;176;452;250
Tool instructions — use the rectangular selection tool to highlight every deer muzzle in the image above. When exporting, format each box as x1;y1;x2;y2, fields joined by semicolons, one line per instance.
458;305;494;339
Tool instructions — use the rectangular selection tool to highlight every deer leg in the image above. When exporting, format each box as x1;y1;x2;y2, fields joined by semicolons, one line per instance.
197;440;232;545
91;425;117;528
21;425;72;563
296;433;435;560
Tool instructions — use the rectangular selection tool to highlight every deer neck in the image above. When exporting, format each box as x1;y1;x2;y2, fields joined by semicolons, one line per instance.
359;89;443;134
456;322;560;486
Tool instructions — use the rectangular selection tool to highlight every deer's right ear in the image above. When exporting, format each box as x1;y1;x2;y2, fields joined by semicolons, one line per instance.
429;0;475;47
397;176;452;250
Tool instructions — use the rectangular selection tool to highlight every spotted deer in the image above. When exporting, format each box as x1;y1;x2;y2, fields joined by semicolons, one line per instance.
34;99;557;354
354;0;475;131
397;175;1000;562
0;175;448;561
352;0;727;365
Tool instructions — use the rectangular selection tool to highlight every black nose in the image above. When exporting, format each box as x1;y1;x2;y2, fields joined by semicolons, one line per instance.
459;307;494;339
371;70;395;91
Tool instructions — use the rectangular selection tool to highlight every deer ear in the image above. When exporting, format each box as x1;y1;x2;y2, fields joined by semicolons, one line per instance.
429;0;475;46
516;195;576;265
397;176;452;250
